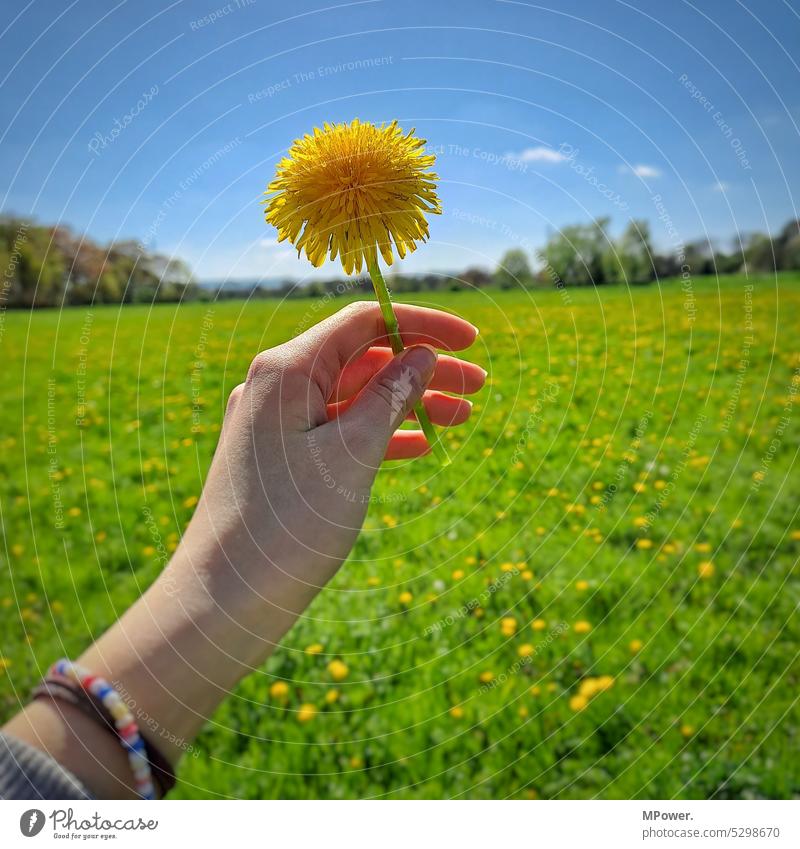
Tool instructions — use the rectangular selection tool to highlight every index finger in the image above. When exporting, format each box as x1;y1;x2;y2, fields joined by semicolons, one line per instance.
298;300;479;397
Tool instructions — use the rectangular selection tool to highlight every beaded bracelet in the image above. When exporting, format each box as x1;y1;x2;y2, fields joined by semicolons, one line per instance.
31;677;175;797
46;660;156;800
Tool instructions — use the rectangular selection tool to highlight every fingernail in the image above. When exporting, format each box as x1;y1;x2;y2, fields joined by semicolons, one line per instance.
470;323;480;337
400;344;437;383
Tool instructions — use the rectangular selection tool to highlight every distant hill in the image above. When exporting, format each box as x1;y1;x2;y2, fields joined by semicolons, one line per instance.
197;277;289;292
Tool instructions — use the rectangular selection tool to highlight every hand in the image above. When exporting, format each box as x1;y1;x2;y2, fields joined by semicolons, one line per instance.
10;300;484;793
194;300;484;615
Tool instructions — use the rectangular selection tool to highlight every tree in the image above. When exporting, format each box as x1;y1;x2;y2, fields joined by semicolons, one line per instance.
494;249;534;289
539;218;610;287
602;219;654;284
742;233;776;273
774;219;800;270
459;266;493;290
17;228;65;307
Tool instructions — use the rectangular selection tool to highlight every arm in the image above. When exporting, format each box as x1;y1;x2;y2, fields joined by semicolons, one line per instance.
3;301;484;798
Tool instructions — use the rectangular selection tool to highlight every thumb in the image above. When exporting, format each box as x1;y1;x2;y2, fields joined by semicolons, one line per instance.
336;344;437;457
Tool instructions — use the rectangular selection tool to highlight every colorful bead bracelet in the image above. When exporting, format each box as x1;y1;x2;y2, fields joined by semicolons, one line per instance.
46;659;156;800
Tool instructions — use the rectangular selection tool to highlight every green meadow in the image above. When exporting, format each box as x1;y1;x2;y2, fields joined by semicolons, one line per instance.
1;272;798;799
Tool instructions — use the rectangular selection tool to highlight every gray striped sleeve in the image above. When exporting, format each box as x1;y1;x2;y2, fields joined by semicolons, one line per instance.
0;733;92;799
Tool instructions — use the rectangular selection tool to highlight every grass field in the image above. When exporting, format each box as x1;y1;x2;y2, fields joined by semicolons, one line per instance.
1;272;799;799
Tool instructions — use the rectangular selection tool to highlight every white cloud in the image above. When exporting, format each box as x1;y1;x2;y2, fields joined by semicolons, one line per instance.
509;146;567;163
619;163;662;178
712;180;730;192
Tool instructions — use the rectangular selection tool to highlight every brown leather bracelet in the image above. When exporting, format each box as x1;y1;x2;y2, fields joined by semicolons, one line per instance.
31;678;176;797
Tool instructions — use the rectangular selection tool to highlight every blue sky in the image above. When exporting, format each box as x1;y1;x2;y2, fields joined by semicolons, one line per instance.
1;0;799;282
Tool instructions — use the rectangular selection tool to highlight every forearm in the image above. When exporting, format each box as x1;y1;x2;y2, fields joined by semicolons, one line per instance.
4;699;139;799
77;541;317;766
3;538;319;799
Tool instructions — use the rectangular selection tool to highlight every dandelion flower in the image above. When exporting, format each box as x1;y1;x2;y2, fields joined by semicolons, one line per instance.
574;620;592;634
264;119;441;275
297;703;317;723
517;643;535;658
449;705;464;719
263;119;448;463
398;591;413;605
569;694;588;711
269;680;289;699
327;659;349;681
629;638;643;653
698;561;715;579
500;616;518;637
595;675;615;692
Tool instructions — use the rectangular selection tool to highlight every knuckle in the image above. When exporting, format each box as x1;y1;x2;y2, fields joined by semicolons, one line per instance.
369;375;401;409
226;383;245;411
246;351;276;385
342;300;375;319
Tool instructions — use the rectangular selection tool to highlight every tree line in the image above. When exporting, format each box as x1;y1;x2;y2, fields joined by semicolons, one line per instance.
493;216;800;291
2;213;799;309
0;215;196;308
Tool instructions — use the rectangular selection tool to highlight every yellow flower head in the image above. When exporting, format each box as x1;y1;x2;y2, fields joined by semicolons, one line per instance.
500;616;518;636
269;680;289;699
297;703;318;723
264;119;441;275
569;694;588;712
327;659;349;682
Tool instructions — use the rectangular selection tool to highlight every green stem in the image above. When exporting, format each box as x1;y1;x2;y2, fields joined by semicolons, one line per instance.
368;260;450;466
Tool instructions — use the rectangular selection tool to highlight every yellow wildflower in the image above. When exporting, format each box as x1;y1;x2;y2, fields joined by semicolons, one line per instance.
264;120;441;275
327;659;349;682
269;680;289;699
500;617;517;636
698;561;715;579
297;703;317;723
